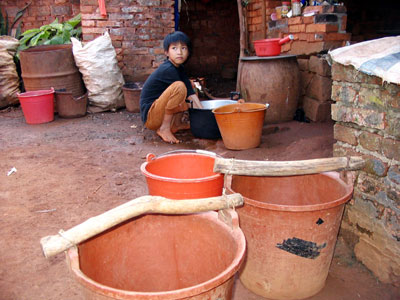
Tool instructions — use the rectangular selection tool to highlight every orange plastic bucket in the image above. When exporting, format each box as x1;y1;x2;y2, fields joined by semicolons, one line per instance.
140;150;224;199
67;210;246;299
212;102;268;150
17;88;55;124
226;172;353;299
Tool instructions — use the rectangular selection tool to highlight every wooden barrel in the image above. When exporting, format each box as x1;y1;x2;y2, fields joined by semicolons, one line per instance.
238;55;300;124
20;44;85;97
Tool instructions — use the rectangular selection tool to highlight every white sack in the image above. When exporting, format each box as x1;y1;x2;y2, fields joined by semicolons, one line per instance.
0;36;20;109
329;36;400;85
71;32;125;113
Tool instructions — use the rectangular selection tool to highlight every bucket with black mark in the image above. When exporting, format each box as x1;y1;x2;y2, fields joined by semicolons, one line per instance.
226;172;353;299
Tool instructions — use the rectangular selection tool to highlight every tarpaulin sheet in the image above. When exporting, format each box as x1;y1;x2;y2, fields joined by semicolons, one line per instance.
329;36;400;85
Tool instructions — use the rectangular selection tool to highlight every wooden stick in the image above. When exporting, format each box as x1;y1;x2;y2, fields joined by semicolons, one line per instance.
213;156;365;176
236;0;246;91
261;0;266;39
40;193;243;258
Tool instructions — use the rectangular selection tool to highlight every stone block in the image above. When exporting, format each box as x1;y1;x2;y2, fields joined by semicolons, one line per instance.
299;70;313;96
309;55;331;77
358;131;382;152
331;81;359;103
331;63;383;85
354;237;400;285
386;113;400;139
382;138;400;161
331;104;386;130
307;74;332;101
362;155;389;177
302;96;331;122
297;58;309;71
333;123;358;145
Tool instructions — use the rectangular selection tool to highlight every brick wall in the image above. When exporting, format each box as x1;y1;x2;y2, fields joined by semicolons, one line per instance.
246;4;351;122
268;5;350;56
331;63;400;285
0;0;80;33
80;0;175;82
178;0;239;77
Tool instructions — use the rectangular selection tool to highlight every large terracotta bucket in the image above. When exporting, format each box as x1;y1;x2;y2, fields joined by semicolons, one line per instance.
227;172;353;299
212;102;268;150
140;150;224;199
20;44;85;97
66;210;246;300
238;55;300;124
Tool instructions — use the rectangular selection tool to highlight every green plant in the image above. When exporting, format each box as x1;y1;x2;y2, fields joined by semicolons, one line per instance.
0;2;31;39
17;13;82;52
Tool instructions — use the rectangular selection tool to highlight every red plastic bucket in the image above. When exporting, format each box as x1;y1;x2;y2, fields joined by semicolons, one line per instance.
140;150;224;199
17;88;55;124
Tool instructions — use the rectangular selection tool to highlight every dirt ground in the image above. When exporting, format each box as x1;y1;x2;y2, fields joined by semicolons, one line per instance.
1;106;399;300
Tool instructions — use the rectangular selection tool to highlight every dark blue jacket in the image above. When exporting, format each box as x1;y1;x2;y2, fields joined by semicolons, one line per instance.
140;59;195;124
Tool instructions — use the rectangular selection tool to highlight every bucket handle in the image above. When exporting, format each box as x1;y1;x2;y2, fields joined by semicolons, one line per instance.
146;149;220;162
40;193;244;258
218;208;240;229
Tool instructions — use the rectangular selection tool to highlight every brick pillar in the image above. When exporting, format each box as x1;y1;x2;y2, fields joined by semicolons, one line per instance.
331;62;400;285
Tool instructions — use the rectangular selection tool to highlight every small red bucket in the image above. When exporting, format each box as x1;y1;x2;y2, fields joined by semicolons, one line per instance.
17;88;55;124
140;150;224;199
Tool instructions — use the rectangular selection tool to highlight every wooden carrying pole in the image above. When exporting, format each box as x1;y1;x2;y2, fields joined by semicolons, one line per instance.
40;193;243;258
213;156;365;176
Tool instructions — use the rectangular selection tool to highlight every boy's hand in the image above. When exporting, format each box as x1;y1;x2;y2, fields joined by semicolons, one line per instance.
188;94;203;109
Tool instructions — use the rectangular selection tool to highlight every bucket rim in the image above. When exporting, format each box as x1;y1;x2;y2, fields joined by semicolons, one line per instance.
212;103;268;114
227;172;354;212
140;152;223;183
17;88;55;98
66;211;246;299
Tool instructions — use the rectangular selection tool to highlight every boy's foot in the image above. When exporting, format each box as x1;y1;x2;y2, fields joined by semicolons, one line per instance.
157;128;180;144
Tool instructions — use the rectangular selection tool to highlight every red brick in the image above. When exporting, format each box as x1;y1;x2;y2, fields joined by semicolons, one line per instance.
302;96;332;122
303;16;314;24
296;33;308;41
324;32;351;41
334;123;358;146
288;16;302;25
289;24;306;33
306;23;339;33
82;27;106;34
82;20;95;27
80;5;96;13
303;6;323;14
288;41;326;55
307;74;332;101
309;55;331;77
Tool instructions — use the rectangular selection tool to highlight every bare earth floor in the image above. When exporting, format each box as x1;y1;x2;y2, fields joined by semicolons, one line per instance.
0;107;399;300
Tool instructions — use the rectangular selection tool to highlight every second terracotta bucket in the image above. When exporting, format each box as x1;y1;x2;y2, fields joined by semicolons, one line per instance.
227;172;353;300
212;102;268;150
140;150;224;199
67;210;246;299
